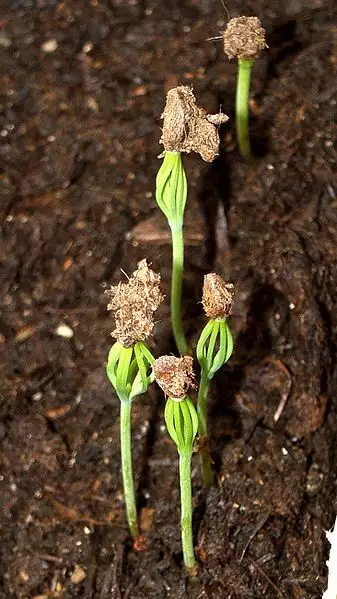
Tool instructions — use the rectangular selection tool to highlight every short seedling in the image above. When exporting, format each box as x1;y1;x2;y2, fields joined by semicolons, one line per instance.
153;355;198;576
223;16;266;160
156;86;228;355
196;274;234;487
106;260;163;539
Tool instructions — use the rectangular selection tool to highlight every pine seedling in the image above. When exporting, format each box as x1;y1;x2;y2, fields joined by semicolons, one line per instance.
222;16;267;160
156;86;228;355
196;274;234;487
153;355;199;576
106;260;164;539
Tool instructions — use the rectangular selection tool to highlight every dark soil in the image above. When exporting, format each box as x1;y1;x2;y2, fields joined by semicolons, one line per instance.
1;0;337;597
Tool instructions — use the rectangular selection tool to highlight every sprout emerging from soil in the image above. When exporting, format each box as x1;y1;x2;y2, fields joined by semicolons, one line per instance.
222;16;267;160
106;260;163;539
156;87;228;355
153;355;199;576
196;274;234;487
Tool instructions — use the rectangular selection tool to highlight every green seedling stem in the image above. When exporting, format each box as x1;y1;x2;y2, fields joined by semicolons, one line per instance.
107;340;155;538
236;58;255;161
120;401;138;537
196;319;233;486
164;397;198;575
156;152;189;356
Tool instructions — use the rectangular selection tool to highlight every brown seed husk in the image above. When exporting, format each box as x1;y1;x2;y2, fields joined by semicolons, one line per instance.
223;16;266;60
160;86;228;162
152;355;196;400
106;259;164;347
202;273;234;319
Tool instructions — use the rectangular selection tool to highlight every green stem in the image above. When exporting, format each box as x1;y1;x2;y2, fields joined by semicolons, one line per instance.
197;371;213;487
170;222;189;355
236;58;255;161
120;401;139;539
179;451;197;575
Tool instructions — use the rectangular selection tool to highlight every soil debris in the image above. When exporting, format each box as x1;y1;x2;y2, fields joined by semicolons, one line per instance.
71;565;86;584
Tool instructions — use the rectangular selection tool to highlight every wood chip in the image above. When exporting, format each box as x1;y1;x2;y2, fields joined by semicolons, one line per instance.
71;565;86;584
139;507;154;532
54;323;74;338
41;39;58;53
45;405;72;419
132;85;148;96
15;325;37;342
63;257;73;271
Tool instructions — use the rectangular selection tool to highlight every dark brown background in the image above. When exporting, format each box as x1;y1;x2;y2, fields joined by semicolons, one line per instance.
1;0;337;597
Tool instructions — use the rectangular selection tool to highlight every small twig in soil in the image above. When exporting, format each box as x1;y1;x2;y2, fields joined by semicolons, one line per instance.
48;497;118;526
273;390;291;422
123;582;135;599
99;545;123;599
35;553;64;564
85;561;97;599
273;359;292;422
239;509;271;564
249;558;285;599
